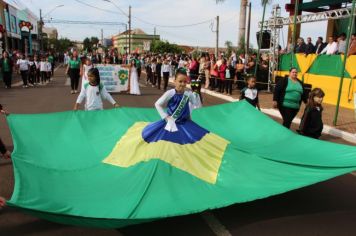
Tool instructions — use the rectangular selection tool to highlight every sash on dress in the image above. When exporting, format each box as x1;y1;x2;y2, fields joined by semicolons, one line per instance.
165;91;190;132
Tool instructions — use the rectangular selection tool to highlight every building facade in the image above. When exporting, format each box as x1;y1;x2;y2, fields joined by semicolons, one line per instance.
1;0;39;55
112;28;160;54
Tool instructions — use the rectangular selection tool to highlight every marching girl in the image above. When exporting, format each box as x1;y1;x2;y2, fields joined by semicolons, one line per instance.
298;88;325;139
74;68;119;111
129;59;141;95
142;68;202;143
34;55;41;85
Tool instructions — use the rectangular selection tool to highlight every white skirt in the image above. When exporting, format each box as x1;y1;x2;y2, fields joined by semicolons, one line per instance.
130;69;141;95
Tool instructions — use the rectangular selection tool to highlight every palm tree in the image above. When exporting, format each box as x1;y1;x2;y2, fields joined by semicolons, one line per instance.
215;0;248;50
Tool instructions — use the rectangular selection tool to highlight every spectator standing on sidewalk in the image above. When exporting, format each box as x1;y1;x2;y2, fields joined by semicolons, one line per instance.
273;67;308;129
16;54;30;88
0;51;13;89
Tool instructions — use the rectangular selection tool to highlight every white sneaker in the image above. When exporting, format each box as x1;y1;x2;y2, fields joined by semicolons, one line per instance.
71;90;74;94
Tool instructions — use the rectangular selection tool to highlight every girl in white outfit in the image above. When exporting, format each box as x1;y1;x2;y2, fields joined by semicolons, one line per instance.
81;58;93;89
129;60;141;95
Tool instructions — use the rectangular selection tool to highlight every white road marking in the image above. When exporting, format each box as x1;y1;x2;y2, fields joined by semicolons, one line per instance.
201;211;232;236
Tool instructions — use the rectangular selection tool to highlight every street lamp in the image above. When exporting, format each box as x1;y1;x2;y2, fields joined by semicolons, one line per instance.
102;0;131;55
39;5;64;52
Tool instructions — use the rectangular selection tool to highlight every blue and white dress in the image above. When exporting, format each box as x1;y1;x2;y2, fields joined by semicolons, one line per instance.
142;89;204;144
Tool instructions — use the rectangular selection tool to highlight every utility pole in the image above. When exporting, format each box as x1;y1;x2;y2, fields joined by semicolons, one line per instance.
101;28;104;46
245;2;251;69
39;9;43;52
238;0;248;49
154;27;156;37
128;5;131;55
215;16;219;58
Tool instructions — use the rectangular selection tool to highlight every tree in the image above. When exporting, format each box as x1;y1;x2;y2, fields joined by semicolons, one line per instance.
224;40;233;57
150;40;182;54
83;37;92;52
215;0;247;49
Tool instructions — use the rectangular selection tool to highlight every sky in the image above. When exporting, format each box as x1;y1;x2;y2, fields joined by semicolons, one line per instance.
21;0;327;49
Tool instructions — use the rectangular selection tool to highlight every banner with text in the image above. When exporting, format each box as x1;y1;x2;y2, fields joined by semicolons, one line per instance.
95;64;129;93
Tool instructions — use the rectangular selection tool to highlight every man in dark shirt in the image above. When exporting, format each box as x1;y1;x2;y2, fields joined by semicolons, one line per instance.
294;37;307;53
305;37;315;55
315;37;326;54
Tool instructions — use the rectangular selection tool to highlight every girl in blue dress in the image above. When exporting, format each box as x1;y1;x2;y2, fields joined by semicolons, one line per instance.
142;68;204;145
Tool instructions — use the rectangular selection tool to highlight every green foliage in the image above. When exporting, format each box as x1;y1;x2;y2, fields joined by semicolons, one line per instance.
225;40;233;57
43;38;73;53
150;40;182;54
82;37;100;52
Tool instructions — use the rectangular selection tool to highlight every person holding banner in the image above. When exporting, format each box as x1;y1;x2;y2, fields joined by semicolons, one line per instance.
129;60;141;95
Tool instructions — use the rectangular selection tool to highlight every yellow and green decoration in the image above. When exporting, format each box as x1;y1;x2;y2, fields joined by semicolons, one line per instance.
277;54;356;109
118;69;128;85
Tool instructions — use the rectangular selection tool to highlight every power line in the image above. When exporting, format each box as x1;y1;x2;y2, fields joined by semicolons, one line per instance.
74;0;125;16
44;19;126;26
133;16;214;28
74;0;214;29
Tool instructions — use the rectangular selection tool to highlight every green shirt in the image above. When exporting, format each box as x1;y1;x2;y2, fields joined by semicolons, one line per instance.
283;78;303;109
69;58;81;69
48;56;54;63
2;59;10;72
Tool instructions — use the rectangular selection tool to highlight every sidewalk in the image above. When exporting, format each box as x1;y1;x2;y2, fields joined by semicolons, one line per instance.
199;85;356;143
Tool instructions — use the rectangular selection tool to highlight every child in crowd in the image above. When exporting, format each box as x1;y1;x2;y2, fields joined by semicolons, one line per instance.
40;57;47;84
46;57;52;82
240;76;261;110
34;55;41;85
225;58;235;95
298;88;325;139
146;59;152;85
28;56;36;86
16;54;29;88
74;68;119;111
151;59;157;86
82;58;93;89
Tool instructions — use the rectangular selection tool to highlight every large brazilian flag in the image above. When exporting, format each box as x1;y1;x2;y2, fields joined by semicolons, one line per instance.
6;101;356;228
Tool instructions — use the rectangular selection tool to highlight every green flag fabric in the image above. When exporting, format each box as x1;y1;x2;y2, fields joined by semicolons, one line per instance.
6;101;356;228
